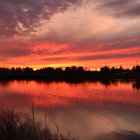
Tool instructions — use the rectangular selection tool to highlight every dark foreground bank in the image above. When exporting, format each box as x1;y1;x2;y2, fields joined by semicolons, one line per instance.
0;108;71;140
0;108;140;140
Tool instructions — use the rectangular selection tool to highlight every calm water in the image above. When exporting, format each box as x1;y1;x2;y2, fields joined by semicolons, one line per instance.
0;80;140;140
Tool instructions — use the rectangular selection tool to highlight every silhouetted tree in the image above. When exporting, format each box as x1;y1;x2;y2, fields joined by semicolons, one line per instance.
23;67;34;73
100;66;111;73
11;67;16;72
132;65;140;73
15;67;22;72
118;66;124;73
71;66;77;72
0;68;9;72
55;68;63;73
77;67;84;72
65;67;71;73
45;67;54;73
111;66;116;73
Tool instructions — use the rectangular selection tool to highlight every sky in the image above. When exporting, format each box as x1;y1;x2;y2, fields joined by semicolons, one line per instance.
0;0;140;70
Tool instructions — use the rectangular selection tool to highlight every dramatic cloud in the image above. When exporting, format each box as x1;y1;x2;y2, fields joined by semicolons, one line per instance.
0;0;140;68
37;0;140;43
0;0;81;38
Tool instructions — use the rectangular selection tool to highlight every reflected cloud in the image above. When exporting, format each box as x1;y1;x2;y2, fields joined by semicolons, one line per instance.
94;131;140;140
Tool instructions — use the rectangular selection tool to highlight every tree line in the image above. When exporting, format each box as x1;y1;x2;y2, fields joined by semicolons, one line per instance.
0;65;139;73
0;65;139;80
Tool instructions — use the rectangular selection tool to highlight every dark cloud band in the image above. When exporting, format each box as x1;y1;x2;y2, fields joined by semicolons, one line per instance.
0;0;81;38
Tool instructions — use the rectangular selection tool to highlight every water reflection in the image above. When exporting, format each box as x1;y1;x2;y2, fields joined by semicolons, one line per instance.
0;80;140;140
94;131;140;140
0;79;140;90
132;81;140;90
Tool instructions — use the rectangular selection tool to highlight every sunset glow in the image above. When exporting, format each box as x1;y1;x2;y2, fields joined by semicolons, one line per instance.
0;0;140;69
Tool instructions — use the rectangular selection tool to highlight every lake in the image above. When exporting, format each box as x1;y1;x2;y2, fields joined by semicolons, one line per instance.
0;80;140;140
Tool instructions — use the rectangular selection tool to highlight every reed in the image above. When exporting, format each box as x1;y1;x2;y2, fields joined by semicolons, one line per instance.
0;108;73;140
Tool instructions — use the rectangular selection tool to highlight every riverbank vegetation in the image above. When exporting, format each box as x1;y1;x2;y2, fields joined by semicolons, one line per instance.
0;108;140;140
0;65;140;80
0;108;72;140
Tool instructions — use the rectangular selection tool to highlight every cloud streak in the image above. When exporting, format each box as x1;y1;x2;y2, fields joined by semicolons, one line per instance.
99;0;140;18
40;52;140;62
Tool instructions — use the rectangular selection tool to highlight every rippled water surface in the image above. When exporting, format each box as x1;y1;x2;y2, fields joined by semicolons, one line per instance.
0;80;140;140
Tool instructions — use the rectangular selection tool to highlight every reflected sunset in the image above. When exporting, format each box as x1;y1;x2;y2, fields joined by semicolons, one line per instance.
0;80;140;111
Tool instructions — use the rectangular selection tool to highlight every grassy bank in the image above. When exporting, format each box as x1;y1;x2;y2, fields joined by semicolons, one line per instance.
0;108;72;140
0;108;140;140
